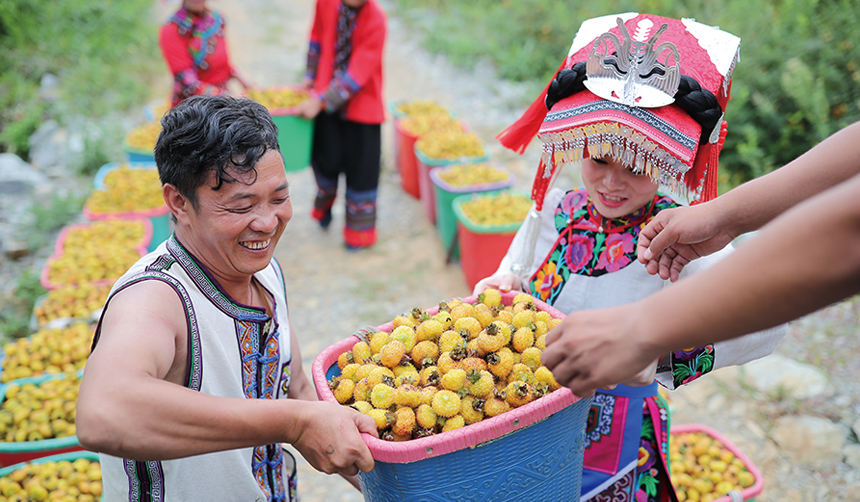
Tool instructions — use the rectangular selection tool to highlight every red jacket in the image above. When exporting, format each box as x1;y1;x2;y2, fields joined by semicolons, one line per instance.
307;0;386;124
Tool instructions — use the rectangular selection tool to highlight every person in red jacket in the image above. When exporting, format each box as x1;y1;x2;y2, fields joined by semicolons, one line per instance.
292;0;386;249
159;0;251;107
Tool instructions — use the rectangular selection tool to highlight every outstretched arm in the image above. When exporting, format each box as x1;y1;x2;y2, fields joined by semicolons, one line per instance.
638;121;860;281
545;171;860;396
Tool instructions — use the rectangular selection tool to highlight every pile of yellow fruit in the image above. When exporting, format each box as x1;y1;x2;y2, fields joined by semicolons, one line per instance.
46;240;141;286
124;122;161;152
62;220;146;252
399;112;458;137
246;87;310;110
86;166;164;214
0;456;101;501
415;128;485;160
670;430;757;502
327;290;564;441
437;162;509;187
33;283;111;327
1;323;93;383
395;99;449;117
0;372;81;443
460;192;532;226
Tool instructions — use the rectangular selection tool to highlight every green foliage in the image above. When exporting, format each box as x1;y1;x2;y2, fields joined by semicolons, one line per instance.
392;0;860;189
0;268;45;339
27;192;87;250
0;0;161;156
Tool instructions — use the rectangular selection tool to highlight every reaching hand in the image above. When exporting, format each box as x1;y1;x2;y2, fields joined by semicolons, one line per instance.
290;95;323;119
471;273;523;296
292;401;377;476
637;204;734;282
540;304;664;397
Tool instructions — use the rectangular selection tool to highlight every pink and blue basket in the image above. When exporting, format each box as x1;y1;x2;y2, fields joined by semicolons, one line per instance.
312;291;593;502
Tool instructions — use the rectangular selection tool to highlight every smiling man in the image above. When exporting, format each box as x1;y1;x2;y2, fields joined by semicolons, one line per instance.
77;95;376;502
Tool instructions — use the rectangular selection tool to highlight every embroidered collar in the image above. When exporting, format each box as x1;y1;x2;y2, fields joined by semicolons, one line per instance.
169;8;224;69
555;188;665;234
167;235;272;323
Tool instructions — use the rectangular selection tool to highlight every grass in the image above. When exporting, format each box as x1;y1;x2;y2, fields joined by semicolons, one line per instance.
0;268;45;340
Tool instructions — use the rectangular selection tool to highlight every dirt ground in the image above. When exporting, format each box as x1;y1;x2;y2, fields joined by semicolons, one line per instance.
157;0;860;500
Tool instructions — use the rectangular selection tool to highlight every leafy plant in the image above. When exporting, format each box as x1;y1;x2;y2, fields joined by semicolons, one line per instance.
0;267;45;340
27;192;87;249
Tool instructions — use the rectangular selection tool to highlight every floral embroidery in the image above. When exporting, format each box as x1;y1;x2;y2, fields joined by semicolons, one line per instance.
529;188;678;303
671;346;715;386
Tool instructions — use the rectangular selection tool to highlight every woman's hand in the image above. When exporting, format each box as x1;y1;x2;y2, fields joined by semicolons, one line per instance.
472;273;523;296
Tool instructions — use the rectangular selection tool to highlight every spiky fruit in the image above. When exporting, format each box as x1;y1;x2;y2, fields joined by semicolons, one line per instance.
392;363;419;378
487;347;514;379
509;363;534;384
369;331;390;354
535;311;552;323
438;330;465;354
341;363;361;382
392;315;415;329
535;334;547;351
367;366;395;388
460;356;488;374
452;317;482;339
394;373;419;387
484;395;511;417
534;366;561;391
472;303;495;328
431;390;461;418
548;318;563;329
437;352;457;375
419;385;438;406
337;351;354;369
511;310;536;330
410;307;429;323
416;319;444;342
440;368;467;393
460;395;485;424
465;369;495;398
512;293;534;306
380;340;407;368
512;326;535;353
389;431;413;442
441;414;465;432
533;320;548;337
353;378;372;402
352;341;373;364
390;325;417;352
449;303;476;321
432;311;453;330
521;347;542;371
478;288;502;308
392;407;416;437
477;324;507;354
371;383;396;409
420;366;441;387
416;404;437;429
356;363;377;381
332;378;355;404
394;384;423;408
466;338;482;356
505;381;532;407
351;401;373;414
495;309;514;324
366;408;395;429
411;340;439;368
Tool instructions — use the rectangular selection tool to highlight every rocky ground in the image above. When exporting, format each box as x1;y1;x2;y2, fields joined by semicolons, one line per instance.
0;0;857;500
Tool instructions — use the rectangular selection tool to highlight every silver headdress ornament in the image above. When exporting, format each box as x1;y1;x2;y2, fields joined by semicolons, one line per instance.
583;17;681;108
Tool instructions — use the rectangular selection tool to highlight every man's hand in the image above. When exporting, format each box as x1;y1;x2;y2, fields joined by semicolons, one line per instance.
290;95;323;119
292;401;377;476
540;304;664;397
471;273;523;296
637;204;734;282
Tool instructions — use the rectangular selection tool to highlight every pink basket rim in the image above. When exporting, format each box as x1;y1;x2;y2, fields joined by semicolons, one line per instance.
40;227;149;291
671;423;764;501
83;201;169;220
311;291;585;464
242;85;312;117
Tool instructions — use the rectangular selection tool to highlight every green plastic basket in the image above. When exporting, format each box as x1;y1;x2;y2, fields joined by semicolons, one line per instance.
414;147;489;225
272;114;313;172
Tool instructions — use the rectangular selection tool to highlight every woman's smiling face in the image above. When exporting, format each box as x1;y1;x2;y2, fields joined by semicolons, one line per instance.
581;154;658;218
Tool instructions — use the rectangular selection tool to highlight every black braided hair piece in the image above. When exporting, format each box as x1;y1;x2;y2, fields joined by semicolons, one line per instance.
544;61;722;144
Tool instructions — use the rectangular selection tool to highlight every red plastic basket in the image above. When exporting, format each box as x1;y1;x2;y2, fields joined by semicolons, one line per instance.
671;423;765;501
394;120;421;199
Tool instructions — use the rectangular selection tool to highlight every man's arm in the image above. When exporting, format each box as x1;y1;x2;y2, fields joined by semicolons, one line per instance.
638;121;860;281
77;281;376;475
543;171;860;397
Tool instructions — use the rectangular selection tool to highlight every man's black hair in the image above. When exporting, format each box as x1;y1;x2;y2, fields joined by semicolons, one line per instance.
154;94;281;208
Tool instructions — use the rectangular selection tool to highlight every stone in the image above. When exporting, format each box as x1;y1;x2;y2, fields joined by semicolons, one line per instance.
3;238;30;260
772;415;847;466
740;354;829;400
0;153;49;186
853;417;860;439
845;444;860;469
27;120;63;170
